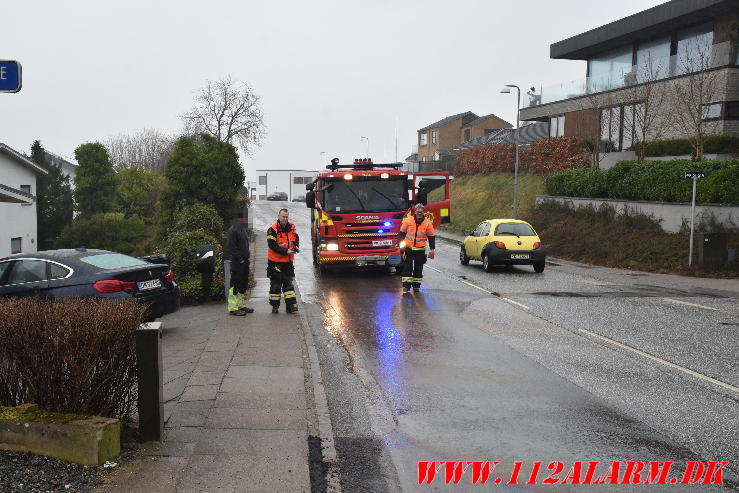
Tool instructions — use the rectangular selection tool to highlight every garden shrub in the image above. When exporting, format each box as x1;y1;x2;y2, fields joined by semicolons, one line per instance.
170;202;225;240
546;159;739;203
57;212;155;256
159;229;225;303
0;298;145;423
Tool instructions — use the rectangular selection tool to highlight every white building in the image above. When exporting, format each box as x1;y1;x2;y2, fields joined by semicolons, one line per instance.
254;169;318;201
0;143;48;257
45;151;77;189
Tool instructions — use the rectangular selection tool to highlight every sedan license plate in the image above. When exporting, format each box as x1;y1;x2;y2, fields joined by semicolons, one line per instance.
510;254;530;260
372;240;393;246
137;279;162;291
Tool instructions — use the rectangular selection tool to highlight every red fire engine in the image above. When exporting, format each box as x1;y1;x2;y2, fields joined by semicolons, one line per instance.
305;158;451;272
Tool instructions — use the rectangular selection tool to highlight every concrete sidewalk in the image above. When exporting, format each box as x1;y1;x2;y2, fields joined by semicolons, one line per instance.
100;237;316;493
435;228;739;294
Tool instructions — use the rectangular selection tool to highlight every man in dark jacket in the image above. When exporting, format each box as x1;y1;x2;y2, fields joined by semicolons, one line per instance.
267;208;300;314
227;211;254;315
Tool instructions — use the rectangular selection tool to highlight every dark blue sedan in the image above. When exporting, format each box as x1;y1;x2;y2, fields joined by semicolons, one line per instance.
0;249;180;319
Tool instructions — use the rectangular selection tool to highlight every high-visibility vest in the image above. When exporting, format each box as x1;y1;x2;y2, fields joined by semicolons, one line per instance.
267;222;298;262
400;216;435;249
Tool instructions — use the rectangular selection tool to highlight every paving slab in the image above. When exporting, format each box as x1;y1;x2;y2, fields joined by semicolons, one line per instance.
213;391;307;410
177;455;310;493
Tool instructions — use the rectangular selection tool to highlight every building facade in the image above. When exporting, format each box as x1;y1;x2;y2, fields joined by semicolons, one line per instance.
0;143;48;257
520;0;739;151
254;169;318;201
417;112;479;163
460;114;513;143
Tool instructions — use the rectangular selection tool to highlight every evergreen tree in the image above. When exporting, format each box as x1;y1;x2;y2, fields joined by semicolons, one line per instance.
159;134;243;227
31;141;74;250
73;143;116;217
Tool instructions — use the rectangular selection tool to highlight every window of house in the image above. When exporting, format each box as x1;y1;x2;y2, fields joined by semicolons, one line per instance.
258;175;267;185
10;237;22;254
725;101;739;120
293;176;310;185
621;105;635;150
420;133;428;146
431;130;437;144
636;36;671;82
676;22;714;74
20;185;31;195
588;45;633;92
549;115;565;137
702;102;722;120
464;129;471;141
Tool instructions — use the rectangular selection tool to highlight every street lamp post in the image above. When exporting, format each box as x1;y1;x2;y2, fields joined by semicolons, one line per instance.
500;84;520;218
360;136;370;158
320;151;326;168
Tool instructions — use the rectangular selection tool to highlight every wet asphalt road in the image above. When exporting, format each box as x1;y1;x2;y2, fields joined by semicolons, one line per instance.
253;201;739;492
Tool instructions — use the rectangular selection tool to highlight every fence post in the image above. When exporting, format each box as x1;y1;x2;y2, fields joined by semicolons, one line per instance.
136;322;163;442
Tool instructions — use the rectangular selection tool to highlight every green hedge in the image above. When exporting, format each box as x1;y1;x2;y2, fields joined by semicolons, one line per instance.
545;159;739;203
640;135;739;157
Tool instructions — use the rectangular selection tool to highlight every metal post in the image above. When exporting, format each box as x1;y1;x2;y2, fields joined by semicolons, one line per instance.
512;86;521;219
136;322;163;442
688;176;697;268
289;172;292;202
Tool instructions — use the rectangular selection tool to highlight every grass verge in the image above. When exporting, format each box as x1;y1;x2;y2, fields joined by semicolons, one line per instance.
431;172;546;234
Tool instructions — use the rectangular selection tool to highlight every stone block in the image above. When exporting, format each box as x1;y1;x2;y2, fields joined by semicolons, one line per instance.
0;405;120;466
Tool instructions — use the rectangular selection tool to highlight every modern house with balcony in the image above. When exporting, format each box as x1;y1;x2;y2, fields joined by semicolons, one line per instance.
519;0;739;157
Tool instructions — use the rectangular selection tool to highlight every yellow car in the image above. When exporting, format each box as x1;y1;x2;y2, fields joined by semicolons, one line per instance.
460;219;546;273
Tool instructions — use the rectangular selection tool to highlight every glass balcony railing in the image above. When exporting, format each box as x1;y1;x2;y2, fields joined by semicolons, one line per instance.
522;41;733;109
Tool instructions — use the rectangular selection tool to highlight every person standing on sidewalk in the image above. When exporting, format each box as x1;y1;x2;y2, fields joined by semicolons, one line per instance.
227;211;254;316
267;208;300;314
398;203;436;293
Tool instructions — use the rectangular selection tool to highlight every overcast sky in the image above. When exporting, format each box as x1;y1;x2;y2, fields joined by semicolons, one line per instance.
2;0;665;184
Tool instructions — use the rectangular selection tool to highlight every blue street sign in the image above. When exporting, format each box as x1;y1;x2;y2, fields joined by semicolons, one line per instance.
0;61;22;93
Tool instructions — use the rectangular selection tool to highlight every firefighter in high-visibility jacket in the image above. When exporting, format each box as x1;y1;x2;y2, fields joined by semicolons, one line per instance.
267;208;300;313
398;203;436;293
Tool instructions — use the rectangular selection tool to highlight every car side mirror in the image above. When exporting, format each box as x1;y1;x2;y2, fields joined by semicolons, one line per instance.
305;190;315;208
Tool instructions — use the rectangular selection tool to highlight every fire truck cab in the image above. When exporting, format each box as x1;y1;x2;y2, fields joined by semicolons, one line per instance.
305;158;450;272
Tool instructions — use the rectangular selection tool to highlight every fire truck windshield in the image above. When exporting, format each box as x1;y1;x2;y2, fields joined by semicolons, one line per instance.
323;179;408;213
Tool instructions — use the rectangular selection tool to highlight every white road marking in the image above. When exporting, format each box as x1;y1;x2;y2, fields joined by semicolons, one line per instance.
425;265;442;273
663;298;720;311
578;327;739;395
501;297;531;310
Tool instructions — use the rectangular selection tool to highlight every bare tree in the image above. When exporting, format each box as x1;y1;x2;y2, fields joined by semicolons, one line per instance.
105;128;175;172
180;76;266;155
668;37;721;161
618;54;670;163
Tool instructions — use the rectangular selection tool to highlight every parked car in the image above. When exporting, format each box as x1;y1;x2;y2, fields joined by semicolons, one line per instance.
267;192;288;201
0;249;180;319
460;219;546;273
292;195;305;203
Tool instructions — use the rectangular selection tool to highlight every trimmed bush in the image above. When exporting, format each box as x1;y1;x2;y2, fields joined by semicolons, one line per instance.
0;298;145;423
455;137;589;175
698;165;739;204
640;135;739;157
57;212;155;256
544;168;606;198
170;202;225;240
545;159;739;203
159;230;225;303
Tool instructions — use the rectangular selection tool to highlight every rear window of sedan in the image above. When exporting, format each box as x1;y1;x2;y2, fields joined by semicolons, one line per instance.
495;223;536;236
79;253;148;269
